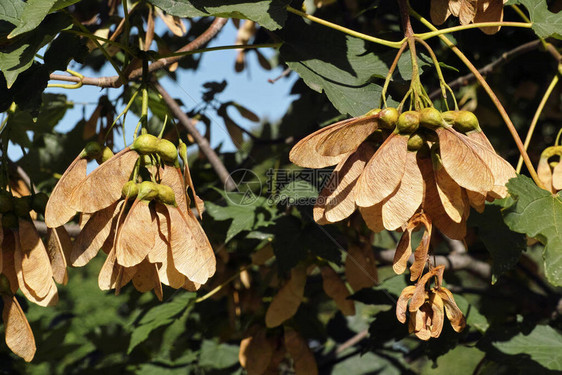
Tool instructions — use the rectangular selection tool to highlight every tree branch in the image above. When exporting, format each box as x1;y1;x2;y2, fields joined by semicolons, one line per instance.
49;17;228;88
153;81;236;191
429;40;542;100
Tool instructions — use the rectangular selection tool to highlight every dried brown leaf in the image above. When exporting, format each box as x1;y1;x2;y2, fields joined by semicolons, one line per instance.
321;265;355;316
72;201;123;266
284;328;318;375
116;200;155;267
382;151;424;230
317;143;375;223
45;157;87;227
2;295;36;362
70;148;138;213
289;118;356;168
356;133;408;207
345;243;378;291
265;264;307;328
431;0;451;24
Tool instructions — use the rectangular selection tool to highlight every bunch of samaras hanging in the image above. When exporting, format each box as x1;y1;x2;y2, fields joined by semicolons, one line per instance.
45;133;216;300
290;102;516;339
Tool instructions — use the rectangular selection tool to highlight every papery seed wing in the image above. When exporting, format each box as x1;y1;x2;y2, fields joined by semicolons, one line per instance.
265;264;307;328
315;115;379;157
474;0;504;34
396;285;416;323
320;143;375;223
429;292;445;338
70;148;138;213
345;243;378;291
393;227;413;275
359;203;385;233
239;326;274;374
437;287;466;332
552;161;562;191
431;0;451;24
320;265;355;316
161;165;189;214
537;157;554;193
413;305;432;341
98;248;118;290
284;327;319;375
167;206;216;284
434;159;465;223
312;203;329;225
115;200;155;267
72;201;122;267
2;295;36;362
2;233;19;294
356;133;408;207
148;203;170;263
436;127;494;193
46;227;70;284
466;189;486;213
289;118;356;168
132;260;163;300
17;219;54;299
382;151;424;230
183;160;205;217
45;157;87;227
410;217;432;281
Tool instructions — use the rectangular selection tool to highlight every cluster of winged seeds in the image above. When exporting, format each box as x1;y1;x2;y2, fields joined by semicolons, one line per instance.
430;0;508;34
45;135;216;300
537;145;562;194
290;106;516;339
0;188;64;361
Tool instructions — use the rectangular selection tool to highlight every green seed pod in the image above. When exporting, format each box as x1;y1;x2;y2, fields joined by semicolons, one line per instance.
178;142;188;165
96;146;114;164
0;192;14;214
365;108;381;117
122;181;139;199
453;111;480;133
156;184;177;206
81;141;103;159
397;111;420;134
131;134;160;154
2;212;18;229
13;196;31;217
407;132;425;151
379;107;399;129
139;154;154;166
31;192;49;214
441;111;457;125
157;139;178;163
137;181;159;201
0;274;12;295
419;107;443;130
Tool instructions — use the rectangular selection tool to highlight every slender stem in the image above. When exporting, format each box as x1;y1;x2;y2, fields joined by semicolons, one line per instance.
381;42;408;107
555;128;562;146
286;6;404;48
516;73;559;173
195;265;250;303
410;8;545;189
154;81;236;191
163;42;282;58
415;38;451;109
417;22;532;40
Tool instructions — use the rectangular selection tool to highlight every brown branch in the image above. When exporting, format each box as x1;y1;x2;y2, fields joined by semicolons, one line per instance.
34;220;81;237
49;17;228;88
429;40;542;100
154;81;236;191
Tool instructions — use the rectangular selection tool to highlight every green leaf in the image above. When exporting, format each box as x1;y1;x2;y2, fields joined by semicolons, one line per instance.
421;345;486;374
205;195;277;242
198;340;239;369
503;175;562;286
453;294;489;333
0;0;24;26
44;32;88;72
0;12;71;87
468;202;526;284
396;50;432;81
147;0;290;30
50;0;81;12
8;0;57;39
516;0;562;39
128;292;195;354
278;16;389;117
493;325;562;370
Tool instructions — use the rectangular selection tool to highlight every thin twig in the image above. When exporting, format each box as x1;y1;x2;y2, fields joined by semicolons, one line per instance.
154;81;236;191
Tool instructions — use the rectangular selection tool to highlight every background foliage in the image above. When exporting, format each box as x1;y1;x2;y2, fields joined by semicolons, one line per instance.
1;0;562;374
